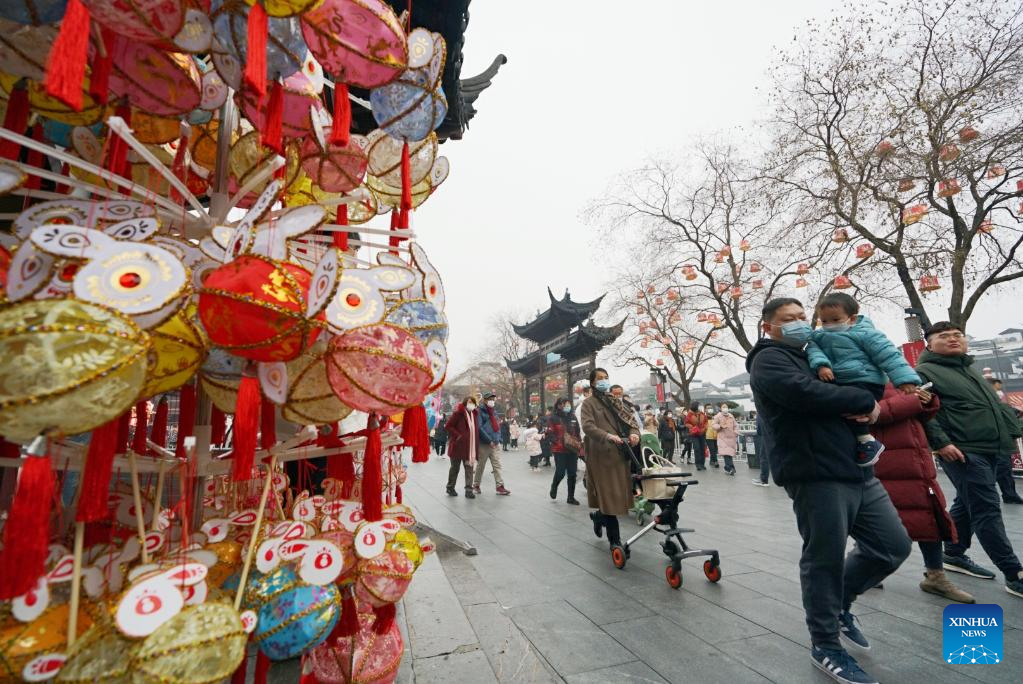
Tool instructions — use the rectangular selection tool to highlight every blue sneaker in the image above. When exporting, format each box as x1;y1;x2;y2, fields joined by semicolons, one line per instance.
855;439;885;467
811;647;878;684
943;553;996;579
839;611;870;652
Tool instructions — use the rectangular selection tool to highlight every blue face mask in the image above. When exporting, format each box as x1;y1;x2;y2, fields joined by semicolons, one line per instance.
821;322;851;333
778;321;813;346
594;379;612;393
562;406;571;414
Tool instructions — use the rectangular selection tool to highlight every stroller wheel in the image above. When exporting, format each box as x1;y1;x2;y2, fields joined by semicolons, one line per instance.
665;564;683;589
611;545;627;570
703;560;722;583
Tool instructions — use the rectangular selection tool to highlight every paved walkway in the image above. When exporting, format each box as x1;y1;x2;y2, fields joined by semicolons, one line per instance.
396;449;1023;684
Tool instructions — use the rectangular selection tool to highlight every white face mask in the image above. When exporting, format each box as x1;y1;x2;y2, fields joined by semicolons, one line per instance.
486;400;495;408
466;402;476;411
721;407;730;414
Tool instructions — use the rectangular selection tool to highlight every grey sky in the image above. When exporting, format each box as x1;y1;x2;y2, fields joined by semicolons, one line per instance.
414;1;1020;388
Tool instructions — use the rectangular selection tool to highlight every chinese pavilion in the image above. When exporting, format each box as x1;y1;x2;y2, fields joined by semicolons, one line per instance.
507;289;624;415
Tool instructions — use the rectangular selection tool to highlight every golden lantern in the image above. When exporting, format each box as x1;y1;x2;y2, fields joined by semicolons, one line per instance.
739;239;751;251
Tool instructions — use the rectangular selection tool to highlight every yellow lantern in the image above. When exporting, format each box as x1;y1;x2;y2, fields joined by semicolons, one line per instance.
141;308;208;399
0;300;149;440
131;603;246;683
283;339;354;424
0;604;94;681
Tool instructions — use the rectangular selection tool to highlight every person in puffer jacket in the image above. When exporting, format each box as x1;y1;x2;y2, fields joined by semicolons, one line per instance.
807;293;921;469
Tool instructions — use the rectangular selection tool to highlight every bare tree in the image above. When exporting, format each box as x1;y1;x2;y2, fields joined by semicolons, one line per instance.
464;310;536;411
763;0;1023;329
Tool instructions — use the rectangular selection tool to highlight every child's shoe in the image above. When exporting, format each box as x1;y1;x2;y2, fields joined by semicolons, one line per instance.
855;439;885;467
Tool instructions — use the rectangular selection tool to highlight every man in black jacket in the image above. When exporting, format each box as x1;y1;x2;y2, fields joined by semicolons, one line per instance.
747;298;910;684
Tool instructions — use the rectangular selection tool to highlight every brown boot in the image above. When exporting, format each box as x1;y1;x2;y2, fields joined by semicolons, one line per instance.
920;570;975;603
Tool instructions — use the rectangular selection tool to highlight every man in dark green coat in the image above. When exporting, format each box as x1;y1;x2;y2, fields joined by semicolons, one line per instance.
915;321;1023;599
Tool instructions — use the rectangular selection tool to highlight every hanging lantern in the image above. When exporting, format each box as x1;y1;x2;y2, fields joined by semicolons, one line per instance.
937;179;961;198
326;324;432;414
985;165;1005;179
1017;180;1023;193
749;262;762;273
897;178;915;192
709;331;719;340
796;263;809;275
739;239;751;252
656;359;664;366
636;290;644;300
902;203;929;224
939;143;960;162
855;243;875;259
654;296;664;306
640;339;649;348
682;341;696;354
635;306;644;315
729;286;743;300
832;228;849;243
875;141;894;157
646;285;655;294
713;253;724;264
720;245;732;257
683;266;697;281
666;289;679;301
795;278;808;288
919;274;941;292
639;321;648;331
958;126;979;143
696;312;708;322
752;279;764;290
833;275;852;290
669;313;681;324
706;313;720;325
716;282;728;294
370;29;447;142
300;0;408;89
978;219;993;234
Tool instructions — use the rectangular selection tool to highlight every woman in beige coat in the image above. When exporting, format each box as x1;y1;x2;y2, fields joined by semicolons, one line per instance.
581;368;640;549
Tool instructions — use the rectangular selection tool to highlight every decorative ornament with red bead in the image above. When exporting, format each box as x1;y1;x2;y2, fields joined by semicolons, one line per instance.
331;83;351;147
43;0;91;111
76;419;119;523
244;2;269;99
0;86;29;161
0;436;55;599
232;364;261;482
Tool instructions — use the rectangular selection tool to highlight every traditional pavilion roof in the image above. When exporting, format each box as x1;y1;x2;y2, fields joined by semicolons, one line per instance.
550;318;626;362
511;288;607;344
505;350;544;376
347;0;507;142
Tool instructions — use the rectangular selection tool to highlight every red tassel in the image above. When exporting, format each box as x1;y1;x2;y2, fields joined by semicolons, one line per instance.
131;401;148;455
231;370;261;481
43;0;90;111
337;586;360;637
149;398;169;455
107;102;132;180
395;483;402;504
361;415;383;521
211;405;227;446
262;80;284;156
0;87;29;160
331;83;351;146
116;411;131;454
88;29;114;105
244;2;269;98
260;397;277;450
175;384;196;459
372;603;396;635
389;209;400;255
333;204;349;251
253;650;271;684
230;653;248;684
0;438;55;599
400;142;412;210
77;420;119;523
401;405;430;463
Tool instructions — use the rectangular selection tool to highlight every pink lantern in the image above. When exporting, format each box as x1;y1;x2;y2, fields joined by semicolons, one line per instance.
875;141;894;156
739;239;751;251
706;313;720;325
666;289;679;301
300;134;369;193
669;313;681;324
796;263;809;275
84;0;186;45
720;245;732;257
306;609;404;684
646;285;656;294
978;219;993;234
937;179;961;198
729;286;743;300
833;275;852;290
749;262;762;273
752;279;764;289
832;228;849;243
239;71;325;139
301;0;408;89
683;266;697;281
696;312;708;322
109;39;201;116
716;282;728;294
356;551;414;608
897;178;915;192
635;306;644;314
919;274;941;292
959;126;980;143
985;165;1005;179
636;290;644;300
656;359;664;366
640;339;649;348
654;296;664;306
713;253;724;264
855;243;875;259
795;278;808;288
902;203;928;225
939;144;960;162
326;324;432;414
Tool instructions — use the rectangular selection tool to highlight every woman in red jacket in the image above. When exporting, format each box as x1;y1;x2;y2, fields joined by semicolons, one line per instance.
874;384;973;603
445;396;480;499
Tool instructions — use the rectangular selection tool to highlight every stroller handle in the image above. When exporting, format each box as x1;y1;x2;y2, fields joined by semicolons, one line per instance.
666;480;698;487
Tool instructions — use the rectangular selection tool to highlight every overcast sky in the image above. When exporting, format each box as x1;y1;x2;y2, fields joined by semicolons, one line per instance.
413;0;1021;389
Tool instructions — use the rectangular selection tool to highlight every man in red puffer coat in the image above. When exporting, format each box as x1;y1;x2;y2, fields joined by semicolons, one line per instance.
873;384;973;603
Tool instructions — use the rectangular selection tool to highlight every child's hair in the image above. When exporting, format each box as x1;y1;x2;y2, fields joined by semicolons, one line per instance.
643;417;657;431
818;292;859;317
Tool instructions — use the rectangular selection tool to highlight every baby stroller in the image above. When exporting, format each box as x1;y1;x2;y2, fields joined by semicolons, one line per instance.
610;447;722;589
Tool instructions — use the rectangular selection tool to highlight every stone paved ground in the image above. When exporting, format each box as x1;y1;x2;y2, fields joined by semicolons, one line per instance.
394;448;1023;684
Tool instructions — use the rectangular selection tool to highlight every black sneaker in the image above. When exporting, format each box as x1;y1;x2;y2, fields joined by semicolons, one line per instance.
854;440;885;467
549;486;557;500
1006;574;1023;598
566;497;580;505
464;489;476;499
838;610;869;652
446;487;458;497
810;647;878;684
590;511;603;538
1003;496;1023;505
943;553;996;579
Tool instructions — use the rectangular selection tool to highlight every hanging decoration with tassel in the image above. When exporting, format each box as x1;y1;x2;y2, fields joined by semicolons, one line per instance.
0;86;29;161
88;28;114;105
361;414;383;522
42;0;91;111
231;364;261;481
262;79;284;156
244;1;269;99
76;419;119;523
401;404;430;463
130;400;149;455
331;83;351;146
0;436;55;599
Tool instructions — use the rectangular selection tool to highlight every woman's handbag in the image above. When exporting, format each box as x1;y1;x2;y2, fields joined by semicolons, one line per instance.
639;448;685;500
564;432;583;455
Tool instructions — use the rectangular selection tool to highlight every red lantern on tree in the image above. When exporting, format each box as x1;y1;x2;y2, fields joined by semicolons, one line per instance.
875;141;894;157
832;228;849;243
669;313;681;324
795;278;808;288
654;296;664;306
636;290;644;300
752;279;764;289
919;274;941;292
739;239;751;251
902;204;928;224
706;313;720;325
730;286;743;300
796;263;810;275
716;282;728;294
978;219;993;234
939;143;960;162
720;245;732;257
749;262;762;273
713;253;724;264
833;275;852;289
855;243;875;259
959;126;979;143
656;359;664;366
696;312;708;322
635;306;644;314
667;289;679;301
985;165;1005;179
640;339;649;348
646;284;656;294
198;256;322;362
897;178;915;192
682;265;696;280
937;179;961;198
